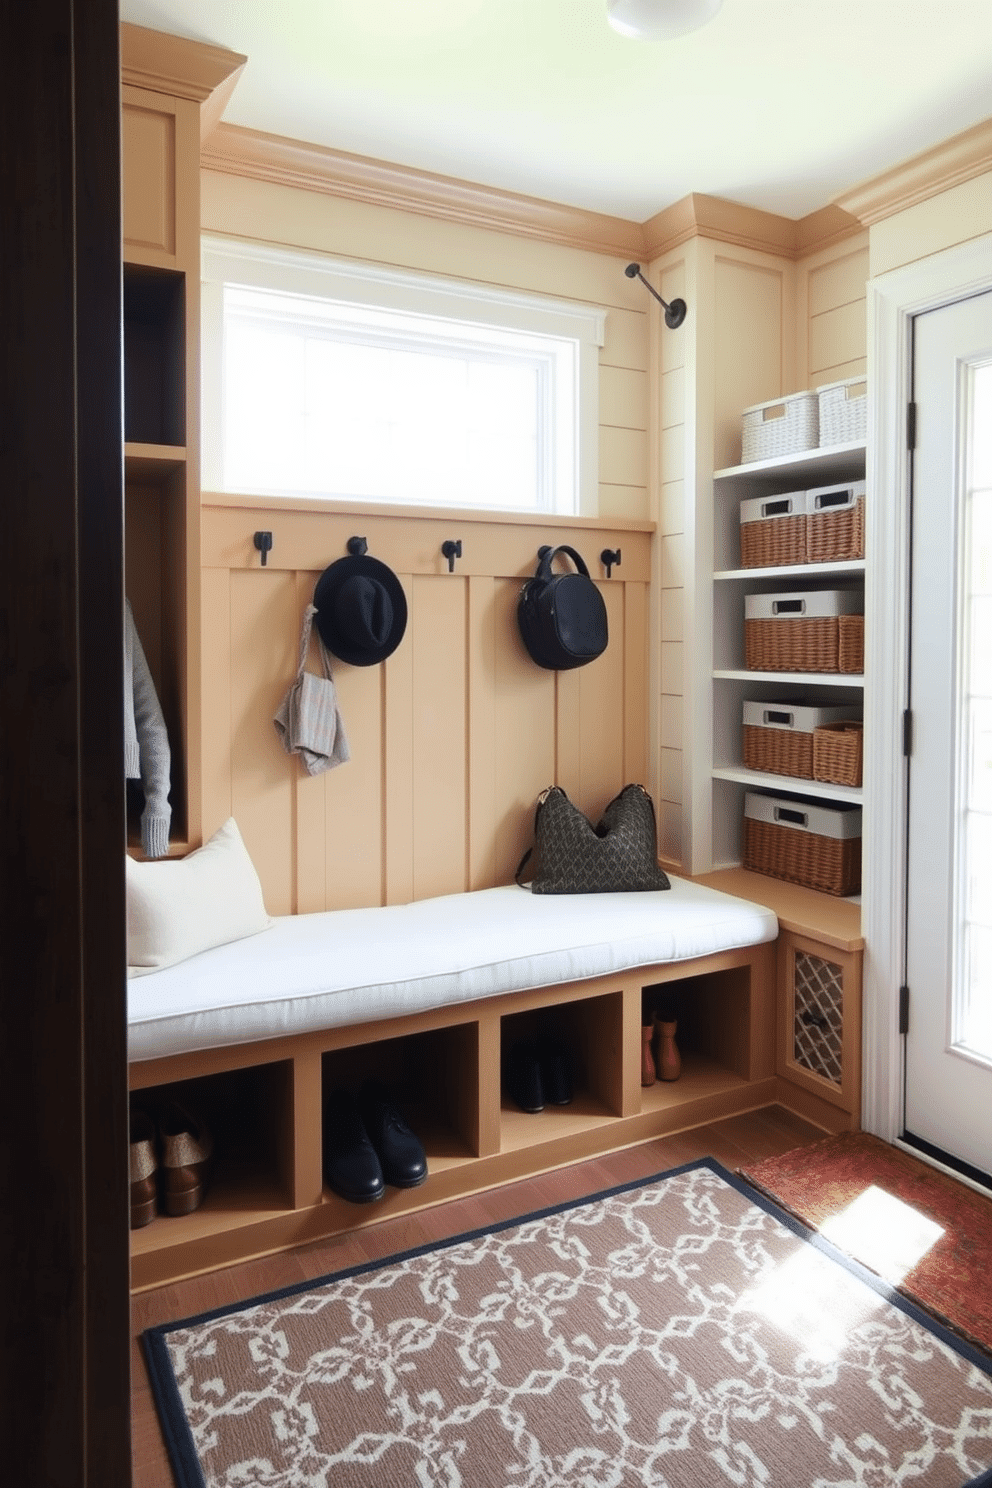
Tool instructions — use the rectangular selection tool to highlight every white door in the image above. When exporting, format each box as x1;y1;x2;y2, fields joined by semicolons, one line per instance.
904;289;992;1179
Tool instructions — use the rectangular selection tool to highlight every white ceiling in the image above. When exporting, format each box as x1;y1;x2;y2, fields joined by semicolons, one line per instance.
120;0;992;222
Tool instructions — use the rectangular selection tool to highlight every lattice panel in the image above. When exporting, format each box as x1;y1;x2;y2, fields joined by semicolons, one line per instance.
793;950;844;1086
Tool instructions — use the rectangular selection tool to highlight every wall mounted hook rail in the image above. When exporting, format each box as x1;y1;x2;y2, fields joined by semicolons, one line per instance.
253;531;273;567
441;539;462;573
601;548;622;578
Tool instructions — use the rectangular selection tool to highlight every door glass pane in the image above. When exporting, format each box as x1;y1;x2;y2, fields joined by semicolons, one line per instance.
957;362;992;1062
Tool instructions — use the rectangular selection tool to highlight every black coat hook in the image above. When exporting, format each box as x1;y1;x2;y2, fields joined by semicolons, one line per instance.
254;531;273;567
347;536;368;556
441;539;462;573
601;548;622;578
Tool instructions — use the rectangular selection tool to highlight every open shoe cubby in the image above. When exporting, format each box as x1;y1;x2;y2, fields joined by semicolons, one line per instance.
129;1060;297;1279
499;992;625;1150
129;939;807;1291
321;1022;480;1184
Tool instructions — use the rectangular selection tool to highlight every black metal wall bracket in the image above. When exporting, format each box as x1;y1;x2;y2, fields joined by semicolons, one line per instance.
624;263;687;329
253;530;273;566
347;536;369;557
441;539;462;572
601;548;622;578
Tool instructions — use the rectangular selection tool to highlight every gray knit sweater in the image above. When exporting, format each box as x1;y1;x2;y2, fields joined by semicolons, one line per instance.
124;600;172;857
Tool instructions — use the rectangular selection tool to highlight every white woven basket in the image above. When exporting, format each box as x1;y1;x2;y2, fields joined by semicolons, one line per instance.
818;377;867;446
741;391;819;464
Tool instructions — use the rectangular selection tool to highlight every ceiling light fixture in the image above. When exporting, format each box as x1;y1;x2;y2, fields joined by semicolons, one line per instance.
624;264;687;329
606;0;723;41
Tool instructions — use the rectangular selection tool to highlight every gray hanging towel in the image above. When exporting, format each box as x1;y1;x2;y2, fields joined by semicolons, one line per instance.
274;603;350;775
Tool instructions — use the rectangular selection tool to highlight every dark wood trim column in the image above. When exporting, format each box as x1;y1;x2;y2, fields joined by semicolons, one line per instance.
0;1;131;1482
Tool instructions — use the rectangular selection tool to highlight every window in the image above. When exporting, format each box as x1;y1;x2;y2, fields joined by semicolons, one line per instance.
201;238;605;515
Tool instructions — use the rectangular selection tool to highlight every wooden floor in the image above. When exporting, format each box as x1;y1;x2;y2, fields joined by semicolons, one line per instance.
130;1104;825;1487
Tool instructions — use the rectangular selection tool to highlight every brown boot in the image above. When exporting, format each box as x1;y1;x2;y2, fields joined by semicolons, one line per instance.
159;1102;213;1216
129;1108;158;1229
654;1018;682;1082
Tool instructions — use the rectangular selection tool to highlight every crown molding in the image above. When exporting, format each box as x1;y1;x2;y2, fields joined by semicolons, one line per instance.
121;23;246;138
643;193;863;262
200;125;867;264
792;204;867;257
201;123;646;259
835;115;992;225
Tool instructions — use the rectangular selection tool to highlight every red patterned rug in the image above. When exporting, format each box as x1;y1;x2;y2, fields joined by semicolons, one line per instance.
741;1132;992;1357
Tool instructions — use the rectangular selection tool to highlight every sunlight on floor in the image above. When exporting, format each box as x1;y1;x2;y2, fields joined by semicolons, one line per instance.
820;1184;945;1284
736;1187;945;1361
737;1245;885;1362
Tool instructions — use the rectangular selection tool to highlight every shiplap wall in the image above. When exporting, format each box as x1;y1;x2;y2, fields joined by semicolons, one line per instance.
200;500;652;916
200;171;651;524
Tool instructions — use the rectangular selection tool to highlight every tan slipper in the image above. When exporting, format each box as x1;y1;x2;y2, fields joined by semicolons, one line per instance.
129;1108;159;1229
159;1102;213;1216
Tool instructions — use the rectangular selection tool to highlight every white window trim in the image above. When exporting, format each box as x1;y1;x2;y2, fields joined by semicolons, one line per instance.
201;235;605;515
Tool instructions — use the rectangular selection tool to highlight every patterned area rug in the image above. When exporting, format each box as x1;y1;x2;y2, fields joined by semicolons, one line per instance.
144;1160;992;1488
741;1133;992;1358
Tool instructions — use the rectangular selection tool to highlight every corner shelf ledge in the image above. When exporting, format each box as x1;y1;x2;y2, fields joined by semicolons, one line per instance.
714;668;865;687
715;560;865;581
714;441;866;486
125;442;187;479
712;765;862;806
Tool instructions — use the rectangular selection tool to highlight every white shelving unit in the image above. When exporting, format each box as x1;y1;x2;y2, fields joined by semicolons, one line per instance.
710;440;868;871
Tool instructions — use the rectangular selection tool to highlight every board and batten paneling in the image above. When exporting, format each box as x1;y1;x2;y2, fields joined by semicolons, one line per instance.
201;499;653;915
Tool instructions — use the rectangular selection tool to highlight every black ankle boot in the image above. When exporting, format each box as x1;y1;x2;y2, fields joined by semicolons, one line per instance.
358;1082;428;1189
324;1090;385;1203
507;1041;545;1113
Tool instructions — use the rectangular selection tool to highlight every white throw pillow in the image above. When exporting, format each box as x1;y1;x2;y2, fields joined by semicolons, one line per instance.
127;818;272;976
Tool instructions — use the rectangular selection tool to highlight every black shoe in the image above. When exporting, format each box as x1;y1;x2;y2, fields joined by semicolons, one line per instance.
507;1041;544;1113
539;1036;573;1106
324;1090;385;1203
358;1083;428;1189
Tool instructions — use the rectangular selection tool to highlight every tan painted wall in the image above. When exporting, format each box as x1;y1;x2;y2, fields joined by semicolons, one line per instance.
200;499;651;915
200;171;651;523
195;172;658;911
868;168;992;278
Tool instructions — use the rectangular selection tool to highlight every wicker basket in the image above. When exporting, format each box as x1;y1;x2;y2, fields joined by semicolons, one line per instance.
818;378;867;447
807;481;865;563
838;614;865;674
739;490;808;568
744;590;864;673
813;721;863;787
743;702;856;780
743;792;862;896
741;391;818;464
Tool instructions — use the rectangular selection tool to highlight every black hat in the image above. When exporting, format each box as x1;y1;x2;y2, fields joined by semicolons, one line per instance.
313;554;408;667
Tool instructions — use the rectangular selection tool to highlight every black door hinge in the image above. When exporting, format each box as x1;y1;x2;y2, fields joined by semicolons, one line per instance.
903;709;913;757
899;985;910;1035
907;402;917;450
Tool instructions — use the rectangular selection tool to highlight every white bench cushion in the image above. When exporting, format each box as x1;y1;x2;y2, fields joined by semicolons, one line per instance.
127;878;777;1062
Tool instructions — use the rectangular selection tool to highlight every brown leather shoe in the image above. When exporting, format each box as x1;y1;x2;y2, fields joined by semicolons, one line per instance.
159;1102;213;1216
129;1109;158;1229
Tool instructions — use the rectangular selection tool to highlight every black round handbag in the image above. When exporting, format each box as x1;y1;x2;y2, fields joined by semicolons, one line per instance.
517;545;608;670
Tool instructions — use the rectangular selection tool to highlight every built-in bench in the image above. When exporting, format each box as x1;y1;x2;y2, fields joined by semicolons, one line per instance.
128;877;782;1289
